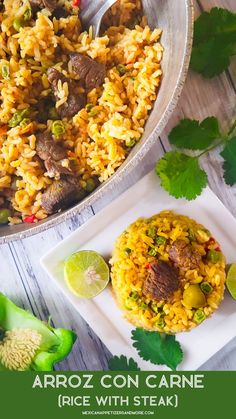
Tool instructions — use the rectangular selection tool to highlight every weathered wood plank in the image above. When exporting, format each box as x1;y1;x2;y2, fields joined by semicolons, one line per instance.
159;67;236;214
201;337;236;371
198;0;235;13
0;208;110;370
160;0;236;216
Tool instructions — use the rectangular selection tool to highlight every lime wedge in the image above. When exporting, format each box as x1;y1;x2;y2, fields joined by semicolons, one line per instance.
226;263;236;300
64;250;110;298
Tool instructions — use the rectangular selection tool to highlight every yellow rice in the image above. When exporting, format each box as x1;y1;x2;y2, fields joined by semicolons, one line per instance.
0;0;163;223
110;211;226;334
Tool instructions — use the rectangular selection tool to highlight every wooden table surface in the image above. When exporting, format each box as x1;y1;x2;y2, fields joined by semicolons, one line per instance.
1;0;236;371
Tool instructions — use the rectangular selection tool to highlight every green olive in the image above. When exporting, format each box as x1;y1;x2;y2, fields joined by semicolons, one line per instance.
0;208;10;224
183;284;206;309
13;17;24;32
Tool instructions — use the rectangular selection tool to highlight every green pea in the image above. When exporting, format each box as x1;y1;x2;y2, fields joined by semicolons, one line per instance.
9;112;21;127
200;282;213;294
20;108;30;118
124;298;132;310
124;248;132;256
151;303;159;314
207;249;222;263
0;209;10;224
1;63;10;80
23;8;32;21
88;107;99;117
188;228;195;241
13;17;24;32
125;139;136;148
20;118;30;127
193;309;206;324
147;227;157;239
155;236;166;246
85;103;93;112
155;318;165;329
13;5;31;31
139;302;149;310
148;247;157;257
51;120;65;138
129;291;139;301
85;178;97;193
117;64;127;75
9;108;30;128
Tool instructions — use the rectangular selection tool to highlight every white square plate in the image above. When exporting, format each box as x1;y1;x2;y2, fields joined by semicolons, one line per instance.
41;171;236;370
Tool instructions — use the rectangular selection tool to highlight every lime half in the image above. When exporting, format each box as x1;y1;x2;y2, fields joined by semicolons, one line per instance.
226;263;236;300
64;250;110;298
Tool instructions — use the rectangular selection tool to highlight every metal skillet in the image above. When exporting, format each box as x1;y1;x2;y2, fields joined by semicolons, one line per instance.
0;0;194;243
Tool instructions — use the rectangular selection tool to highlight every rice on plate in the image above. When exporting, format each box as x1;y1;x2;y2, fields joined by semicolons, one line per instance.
0;0;163;225
111;211;226;334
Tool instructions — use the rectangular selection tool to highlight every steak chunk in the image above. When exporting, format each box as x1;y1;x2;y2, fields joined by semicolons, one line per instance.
143;261;180;301
69;53;106;91
30;0;69;17
36;131;72;177
44;158;72;178
41;176;86;214
169;239;202;271
30;0;56;11
47;68;86;118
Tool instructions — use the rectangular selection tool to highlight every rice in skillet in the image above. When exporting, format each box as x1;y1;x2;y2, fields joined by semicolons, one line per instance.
0;0;163;224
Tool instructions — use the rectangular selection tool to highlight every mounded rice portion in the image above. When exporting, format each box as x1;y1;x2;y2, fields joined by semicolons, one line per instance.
111;211;226;334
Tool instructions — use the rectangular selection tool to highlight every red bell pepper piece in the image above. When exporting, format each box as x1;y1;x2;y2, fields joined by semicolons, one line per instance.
205;237;221;252
23;215;38;223
72;0;80;7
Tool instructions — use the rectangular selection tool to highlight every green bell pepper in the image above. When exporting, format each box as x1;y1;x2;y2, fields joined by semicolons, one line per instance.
0;293;76;371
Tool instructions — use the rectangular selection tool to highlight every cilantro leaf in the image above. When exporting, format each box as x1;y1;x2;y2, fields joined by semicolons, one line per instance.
155;151;208;200
220;137;236;185
131;329;183;371
169;117;221;150
191;8;236;78
108;355;140;371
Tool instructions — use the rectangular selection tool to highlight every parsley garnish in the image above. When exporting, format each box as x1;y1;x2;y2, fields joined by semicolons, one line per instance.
156;117;236;200
131;329;183;371
108;355;140;371
191;8;236;78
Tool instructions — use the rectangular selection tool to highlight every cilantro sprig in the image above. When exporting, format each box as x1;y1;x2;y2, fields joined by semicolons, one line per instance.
155;6;236;200
191;7;236;78
108;355;140;371
108;328;183;371
131;329;183;371
156;117;236;200
156;151;208;200
168;117;221;150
